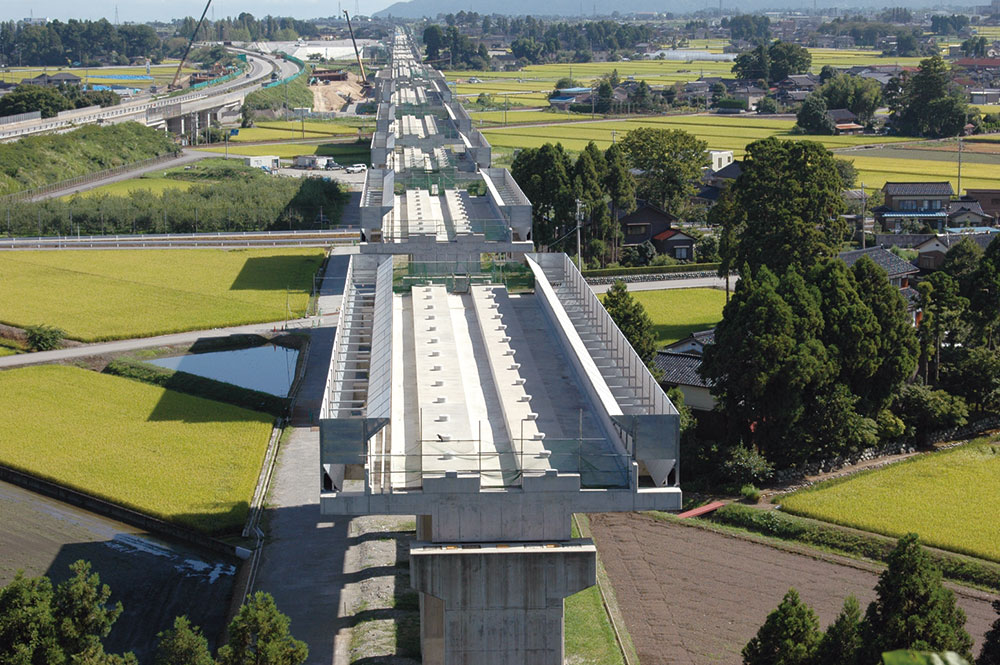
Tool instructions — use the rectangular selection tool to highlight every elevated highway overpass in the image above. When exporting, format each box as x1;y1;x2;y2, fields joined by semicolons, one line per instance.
0;48;299;142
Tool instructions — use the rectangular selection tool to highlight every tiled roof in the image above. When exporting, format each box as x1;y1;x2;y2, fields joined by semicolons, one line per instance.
947;200;988;216
653;352;711;388
713;160;742;180
838;246;919;278
930;233;998;250
883;182;954;197
653;229;677;241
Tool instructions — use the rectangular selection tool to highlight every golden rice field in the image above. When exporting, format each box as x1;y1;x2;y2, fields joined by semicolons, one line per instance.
0;248;324;341
847;153;1000;191
230;120;361;142
780;437;1000;563
482;114;913;155
65;176;194;199
0;365;273;533
0;63;195;88
469;109;600;125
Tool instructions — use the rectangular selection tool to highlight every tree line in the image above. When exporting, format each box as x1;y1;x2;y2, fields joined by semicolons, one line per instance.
0;84;120;119
0;560;308;665
744;534;1000;665
0;13;319;67
3;165;347;237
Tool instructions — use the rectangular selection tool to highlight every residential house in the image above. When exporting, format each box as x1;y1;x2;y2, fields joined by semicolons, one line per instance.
776;73;819;93
964;189;1000;220
654;331;717;411
913;233;998;270
947;199;994;227
839;246;921;323
616;202;696;259
970;89;1000;104
694;159;742;206
728;84;767;111
826;107;864;134
875;182;954;233
21;72;82;87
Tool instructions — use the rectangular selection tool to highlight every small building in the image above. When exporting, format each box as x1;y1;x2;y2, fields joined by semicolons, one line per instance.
243;155;281;170
707;150;734;172
963;189;1000;220
22;72;82;87
653;351;715;411
617;202;696;260
293;154;328;169
948;199;994;227
838;246;919;289
913;233;998;270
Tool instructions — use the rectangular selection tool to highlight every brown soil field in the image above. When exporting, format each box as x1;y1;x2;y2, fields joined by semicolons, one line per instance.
311;72;366;112
589;512;999;665
0;480;238;662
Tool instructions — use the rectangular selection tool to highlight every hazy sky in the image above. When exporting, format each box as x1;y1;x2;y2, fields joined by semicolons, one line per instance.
0;0;399;23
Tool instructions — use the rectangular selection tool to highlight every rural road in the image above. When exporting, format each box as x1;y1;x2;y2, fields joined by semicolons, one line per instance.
0;316;338;370
589;512;999;665
30;149;217;201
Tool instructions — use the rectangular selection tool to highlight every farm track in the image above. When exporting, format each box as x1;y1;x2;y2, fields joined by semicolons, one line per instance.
589;512;999;665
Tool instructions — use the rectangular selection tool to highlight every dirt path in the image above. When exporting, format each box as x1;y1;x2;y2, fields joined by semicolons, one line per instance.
589;512;998;665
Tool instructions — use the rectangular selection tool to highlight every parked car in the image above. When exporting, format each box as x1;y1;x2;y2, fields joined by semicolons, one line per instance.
345;164;367;174
325;161;342;170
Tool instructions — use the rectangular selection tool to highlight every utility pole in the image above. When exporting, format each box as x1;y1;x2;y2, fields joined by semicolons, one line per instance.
957;135;964;197
575;199;584;270
861;181;867;249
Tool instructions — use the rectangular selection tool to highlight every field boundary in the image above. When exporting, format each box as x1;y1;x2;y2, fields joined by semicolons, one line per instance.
0;153;180;203
0;462;247;561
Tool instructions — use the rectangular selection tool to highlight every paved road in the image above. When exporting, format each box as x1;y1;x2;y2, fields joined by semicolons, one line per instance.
588;275;733;293
0;316;338;370
31;149;219;202
590;512;999;665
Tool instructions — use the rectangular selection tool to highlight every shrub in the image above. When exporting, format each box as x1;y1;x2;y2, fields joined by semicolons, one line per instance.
723;444;774;486
24;324;64;352
740;484;762;503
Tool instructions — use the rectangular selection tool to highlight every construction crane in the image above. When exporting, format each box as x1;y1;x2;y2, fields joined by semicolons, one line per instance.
343;10;370;90
170;0;213;90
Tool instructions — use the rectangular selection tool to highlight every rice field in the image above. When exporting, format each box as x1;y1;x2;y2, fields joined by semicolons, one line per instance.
483;115;913;155
469;110;600;125
780;437;1000;563
0;248;324;342
0;365;273;534
230;120;362;142
65;176;194;199
600;287;727;347
846;153;1000;191
0;63;195;89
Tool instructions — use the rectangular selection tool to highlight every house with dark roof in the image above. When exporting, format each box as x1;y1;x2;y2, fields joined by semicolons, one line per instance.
616;202;697;260
695;159;742;207
22;72;82;87
653;352;716;411
875;182;954;233
964;189;1000;220
914;233;999;270
948;199;994;227
838;246;919;288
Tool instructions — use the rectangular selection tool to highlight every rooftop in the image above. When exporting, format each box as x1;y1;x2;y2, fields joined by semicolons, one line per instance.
883;182;954;197
838;246;919;277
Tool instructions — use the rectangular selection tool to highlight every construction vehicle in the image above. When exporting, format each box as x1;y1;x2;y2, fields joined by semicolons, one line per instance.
170;0;213;91
343;11;373;94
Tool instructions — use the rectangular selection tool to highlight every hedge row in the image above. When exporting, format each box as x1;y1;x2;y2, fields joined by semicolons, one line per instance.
103;358;289;418
582;262;721;278
707;504;1000;593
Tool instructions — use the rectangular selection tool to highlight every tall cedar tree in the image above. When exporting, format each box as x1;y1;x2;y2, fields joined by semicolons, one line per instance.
217;592;308;665
574;148;613;265
724;138;847;277
742;588;822;665
860;534;973;663
980;599;1000;665
154;616;215;665
809;260;880;402
815;595;863;665
917;272;968;384
851;256;919;415
603;142;635;264
892;55;969;137
941;236;984;300
619;127;708;213
602;280;657;367
53;560;123;659
510;142;575;247
709;184;744;299
967;236;1000;348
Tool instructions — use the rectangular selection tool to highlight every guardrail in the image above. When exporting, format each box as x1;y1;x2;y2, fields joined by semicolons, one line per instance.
0;153;180;203
0;229;362;250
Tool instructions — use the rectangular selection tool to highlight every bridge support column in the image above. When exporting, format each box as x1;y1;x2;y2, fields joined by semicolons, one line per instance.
410;541;595;665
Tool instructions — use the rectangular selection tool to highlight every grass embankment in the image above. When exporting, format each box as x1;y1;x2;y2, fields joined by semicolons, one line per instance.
600;287;726;347
693;503;1000;593
244;66;314;111
0;248;323;341
780;437;1000;563
0;365;272;533
231;120;361;142
0;123;179;197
